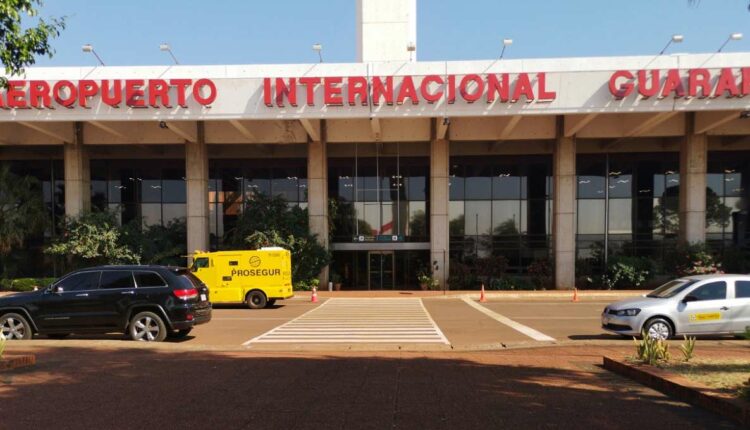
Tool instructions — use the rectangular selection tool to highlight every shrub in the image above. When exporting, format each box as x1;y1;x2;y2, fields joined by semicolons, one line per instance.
665;242;722;277
527;259;552;290
633;331;671;365
0;278;56;292
600;256;652;290
447;260;476;290
45;211;140;269
679;335;697;362
488;276;535;291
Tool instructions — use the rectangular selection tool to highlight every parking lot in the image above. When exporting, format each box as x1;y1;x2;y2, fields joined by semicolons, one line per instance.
10;293;744;351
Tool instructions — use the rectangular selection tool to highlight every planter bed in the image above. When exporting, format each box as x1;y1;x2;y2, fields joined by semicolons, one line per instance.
0;354;36;372
603;356;749;427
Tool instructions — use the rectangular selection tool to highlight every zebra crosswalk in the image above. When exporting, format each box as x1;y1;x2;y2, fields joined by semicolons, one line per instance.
243;298;449;345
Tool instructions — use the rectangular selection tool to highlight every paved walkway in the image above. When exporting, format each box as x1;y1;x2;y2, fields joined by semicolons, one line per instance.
1;345;744;429
245;298;448;345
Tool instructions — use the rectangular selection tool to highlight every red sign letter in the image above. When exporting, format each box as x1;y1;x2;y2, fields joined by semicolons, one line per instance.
688;69;711;98
170;79;192;107
714;68;740;98
29;80;51;108
299;77;320;106
537;73;556;101
148;79;171;107
324;77;343;105
78;80;100;107
275;78;297;107
660;69;685;98
397;76;419;105
420;75;443;103
511;73;535;102
348;76;368;106
371;76;394;105
609;70;634;99
487;74;509;103
53;80;77;108
193;79;217;106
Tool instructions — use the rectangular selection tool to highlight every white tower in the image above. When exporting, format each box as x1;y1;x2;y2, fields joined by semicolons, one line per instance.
356;0;417;62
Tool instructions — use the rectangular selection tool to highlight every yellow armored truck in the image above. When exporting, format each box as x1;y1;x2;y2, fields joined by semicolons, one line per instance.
191;248;293;309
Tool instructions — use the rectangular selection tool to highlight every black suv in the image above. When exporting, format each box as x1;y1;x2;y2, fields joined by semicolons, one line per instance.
0;266;211;342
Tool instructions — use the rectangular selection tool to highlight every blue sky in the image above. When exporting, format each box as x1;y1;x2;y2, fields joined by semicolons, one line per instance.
31;0;750;67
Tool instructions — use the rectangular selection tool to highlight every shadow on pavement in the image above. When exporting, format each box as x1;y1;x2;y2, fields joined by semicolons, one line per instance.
0;346;740;430
568;334;627;340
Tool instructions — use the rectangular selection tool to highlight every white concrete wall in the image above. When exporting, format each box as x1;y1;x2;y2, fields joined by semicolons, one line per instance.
357;0;417;62
2;53;750;122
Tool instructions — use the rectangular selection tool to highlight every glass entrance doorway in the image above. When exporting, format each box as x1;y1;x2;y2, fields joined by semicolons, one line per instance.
368;251;395;290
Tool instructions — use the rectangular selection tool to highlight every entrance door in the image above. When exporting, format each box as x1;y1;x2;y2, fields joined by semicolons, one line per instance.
368;252;395;290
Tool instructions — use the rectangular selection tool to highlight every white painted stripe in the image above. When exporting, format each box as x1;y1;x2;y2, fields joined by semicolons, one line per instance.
246;298;448;345
462;297;556;342
241;299;330;346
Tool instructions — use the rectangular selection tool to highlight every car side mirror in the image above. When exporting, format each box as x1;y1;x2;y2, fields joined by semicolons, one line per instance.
682;295;698;303
52;285;64;294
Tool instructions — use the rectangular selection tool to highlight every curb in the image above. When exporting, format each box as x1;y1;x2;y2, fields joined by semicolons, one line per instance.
603;356;749;427
0;354;36;372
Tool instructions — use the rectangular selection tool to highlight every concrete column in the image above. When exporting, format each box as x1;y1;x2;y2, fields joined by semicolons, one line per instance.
430;135;449;289
553;117;576;290
307;121;329;284
679;113;707;244
186;122;209;262
64;122;90;217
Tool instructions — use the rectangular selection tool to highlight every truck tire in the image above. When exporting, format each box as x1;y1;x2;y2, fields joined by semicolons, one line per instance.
246;290;267;309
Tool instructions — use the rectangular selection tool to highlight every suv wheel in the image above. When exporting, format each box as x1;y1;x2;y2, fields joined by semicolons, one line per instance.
644;318;673;340
246;290;267;309
129;311;167;342
0;313;33;340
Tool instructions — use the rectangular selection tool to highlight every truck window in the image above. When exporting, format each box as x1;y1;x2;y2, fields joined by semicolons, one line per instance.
192;257;209;272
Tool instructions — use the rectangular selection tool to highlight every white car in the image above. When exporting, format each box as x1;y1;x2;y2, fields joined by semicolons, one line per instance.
602;274;750;340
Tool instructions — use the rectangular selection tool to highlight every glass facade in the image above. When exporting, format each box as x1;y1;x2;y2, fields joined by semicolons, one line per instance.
208;159;307;250
576;153;680;274
90;159;187;227
448;155;552;273
1;159;64;277
706;151;750;251
330;250;429;290
328;154;429;242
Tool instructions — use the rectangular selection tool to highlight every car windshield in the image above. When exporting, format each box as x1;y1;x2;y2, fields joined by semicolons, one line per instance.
646;279;697;298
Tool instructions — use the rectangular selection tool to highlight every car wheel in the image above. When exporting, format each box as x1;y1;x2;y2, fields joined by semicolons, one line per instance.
129;311;167;342
47;333;70;339
246;290;267;309
266;299;277;307
0;313;33;340
167;329;192;339
643;318;673;340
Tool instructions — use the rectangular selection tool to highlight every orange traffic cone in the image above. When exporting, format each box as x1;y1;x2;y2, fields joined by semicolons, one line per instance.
571;287;579;302
480;284;487;303
311;286;319;303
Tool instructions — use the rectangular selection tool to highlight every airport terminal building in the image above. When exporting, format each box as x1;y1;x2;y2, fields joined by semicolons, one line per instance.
2;1;750;290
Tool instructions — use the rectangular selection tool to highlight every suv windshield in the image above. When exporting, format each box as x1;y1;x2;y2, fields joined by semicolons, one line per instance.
646;279;697;298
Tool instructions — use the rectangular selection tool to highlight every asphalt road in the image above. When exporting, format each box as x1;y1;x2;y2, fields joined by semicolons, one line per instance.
9;296;745;350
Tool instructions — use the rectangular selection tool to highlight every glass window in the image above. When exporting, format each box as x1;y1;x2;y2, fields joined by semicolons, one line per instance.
735;281;750;298
464;166;492;200
134;271;167;288
100;271;135;289
57;272;101;292
689;281;727;301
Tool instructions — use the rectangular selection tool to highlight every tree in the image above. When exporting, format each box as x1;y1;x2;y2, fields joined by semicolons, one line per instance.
0;0;65;87
225;193;330;288
0;164;47;276
120;218;187;266
45;211;140;269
